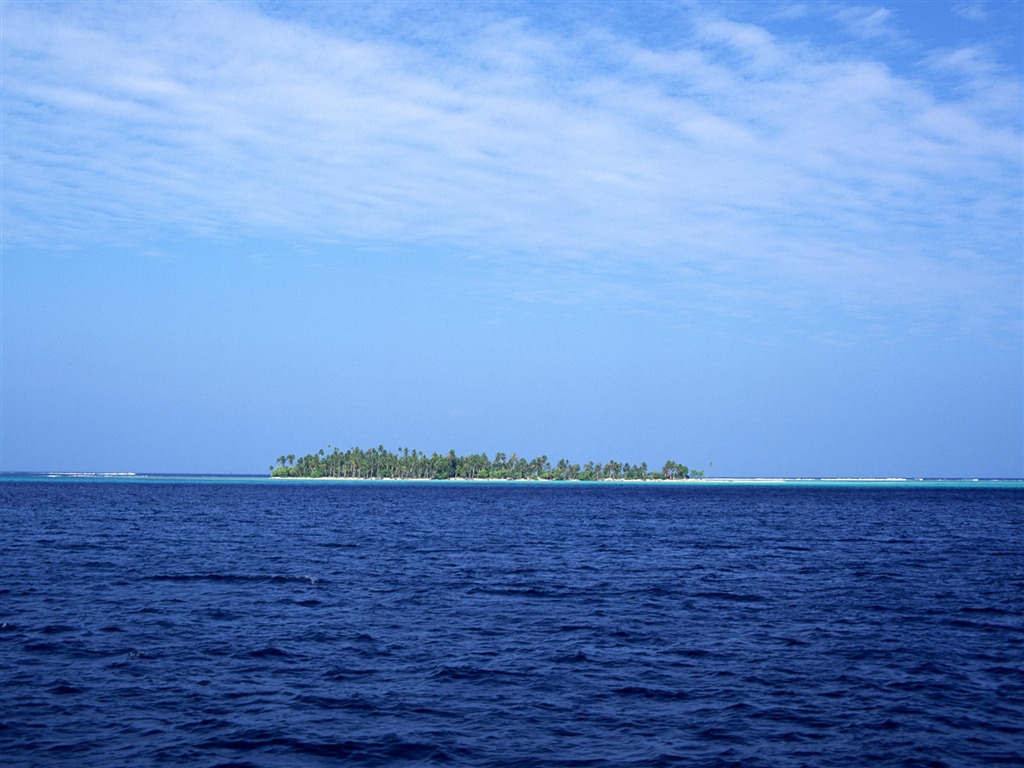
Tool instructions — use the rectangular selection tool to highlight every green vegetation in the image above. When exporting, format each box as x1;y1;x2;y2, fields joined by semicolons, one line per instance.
270;446;704;481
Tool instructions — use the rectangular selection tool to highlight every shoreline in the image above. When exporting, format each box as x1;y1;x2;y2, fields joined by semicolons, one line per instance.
261;476;1020;486
2;474;1019;487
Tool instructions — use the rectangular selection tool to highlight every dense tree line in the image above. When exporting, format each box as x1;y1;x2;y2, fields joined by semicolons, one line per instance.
270;446;703;481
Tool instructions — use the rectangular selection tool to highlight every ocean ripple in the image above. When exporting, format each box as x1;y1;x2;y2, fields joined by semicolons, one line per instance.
1;480;1021;767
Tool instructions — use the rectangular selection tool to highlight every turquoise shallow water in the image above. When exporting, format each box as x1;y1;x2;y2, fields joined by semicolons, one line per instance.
2;478;1021;766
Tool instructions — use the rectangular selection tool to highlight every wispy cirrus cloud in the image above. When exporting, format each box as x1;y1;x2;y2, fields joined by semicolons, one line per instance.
2;0;1020;338
836;6;897;41
952;1;990;23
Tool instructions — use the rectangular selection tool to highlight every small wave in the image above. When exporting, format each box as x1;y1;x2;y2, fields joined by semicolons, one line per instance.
293;693;377;711
248;646;291;658
105;649;153;667
552;651;590;663
960;606;1012;615
428;664;522;682
985;666;1024;677
322;666;378;679
270;575;321;585
696;726;743;742
23;641;62;652
949;618;1023;633
467;585;565;598
692;590;765;602
45;472;136;478
148;573;322;585
40;624;77;635
614;686;690;701
672;647;713;658
200;731;455;762
780;636;810;647
50;682;85;695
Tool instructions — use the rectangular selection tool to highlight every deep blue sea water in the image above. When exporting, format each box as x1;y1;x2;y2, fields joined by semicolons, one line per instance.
1;478;1022;767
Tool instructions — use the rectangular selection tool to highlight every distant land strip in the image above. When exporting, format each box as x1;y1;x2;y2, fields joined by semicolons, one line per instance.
271;446;703;481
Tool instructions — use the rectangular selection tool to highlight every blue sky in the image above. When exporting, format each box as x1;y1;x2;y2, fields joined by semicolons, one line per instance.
2;0;1022;477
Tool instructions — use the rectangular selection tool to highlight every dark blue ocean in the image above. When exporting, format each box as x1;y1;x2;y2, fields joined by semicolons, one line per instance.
1;478;1022;767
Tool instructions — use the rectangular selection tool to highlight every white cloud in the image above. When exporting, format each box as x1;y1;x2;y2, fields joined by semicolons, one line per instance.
926;45;1006;86
834;5;897;40
698;18;787;71
952;2;989;23
2;0;1020;339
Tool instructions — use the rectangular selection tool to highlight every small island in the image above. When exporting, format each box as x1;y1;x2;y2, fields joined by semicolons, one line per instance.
270;446;704;481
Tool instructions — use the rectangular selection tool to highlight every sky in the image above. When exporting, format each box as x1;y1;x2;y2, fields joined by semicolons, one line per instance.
2;0;1022;478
